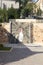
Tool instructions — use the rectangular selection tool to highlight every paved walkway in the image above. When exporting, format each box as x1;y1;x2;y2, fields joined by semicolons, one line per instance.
0;43;43;65
4;43;42;48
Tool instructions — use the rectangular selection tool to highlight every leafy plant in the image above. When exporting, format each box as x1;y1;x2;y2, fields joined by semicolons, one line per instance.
37;7;42;16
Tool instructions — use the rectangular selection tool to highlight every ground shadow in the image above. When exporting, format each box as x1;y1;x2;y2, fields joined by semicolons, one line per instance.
0;44;43;65
8;33;20;44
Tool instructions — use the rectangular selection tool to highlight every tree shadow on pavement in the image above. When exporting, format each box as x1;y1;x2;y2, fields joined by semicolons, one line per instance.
0;43;43;65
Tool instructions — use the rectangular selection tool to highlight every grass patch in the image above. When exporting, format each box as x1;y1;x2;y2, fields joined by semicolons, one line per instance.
0;47;11;51
0;44;11;51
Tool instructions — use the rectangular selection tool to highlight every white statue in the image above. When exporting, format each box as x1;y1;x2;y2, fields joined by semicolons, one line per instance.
18;28;23;42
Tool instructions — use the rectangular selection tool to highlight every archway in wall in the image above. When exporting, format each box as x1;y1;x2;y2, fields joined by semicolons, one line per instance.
10;20;33;44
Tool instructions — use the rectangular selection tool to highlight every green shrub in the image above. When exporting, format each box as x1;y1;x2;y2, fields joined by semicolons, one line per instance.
0;44;3;47
37;8;42;16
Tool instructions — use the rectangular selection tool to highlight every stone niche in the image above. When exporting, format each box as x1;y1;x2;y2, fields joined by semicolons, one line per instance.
12;22;30;43
0;24;8;43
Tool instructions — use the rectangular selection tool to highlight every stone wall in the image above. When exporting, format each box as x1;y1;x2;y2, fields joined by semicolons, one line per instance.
0;19;43;44
0;25;8;43
1;23;10;33
33;23;43;43
10;19;43;43
0;23;10;43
